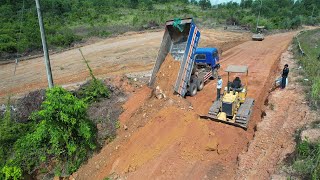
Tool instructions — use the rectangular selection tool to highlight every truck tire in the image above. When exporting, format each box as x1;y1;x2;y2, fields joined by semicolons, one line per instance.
197;79;204;91
188;83;197;97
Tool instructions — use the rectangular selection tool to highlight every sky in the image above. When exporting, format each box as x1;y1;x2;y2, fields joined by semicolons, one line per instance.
210;0;241;5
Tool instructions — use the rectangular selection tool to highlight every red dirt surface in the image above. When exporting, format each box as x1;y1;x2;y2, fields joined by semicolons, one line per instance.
74;32;296;179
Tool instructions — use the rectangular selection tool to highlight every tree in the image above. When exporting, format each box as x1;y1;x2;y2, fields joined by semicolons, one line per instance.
130;0;139;9
240;0;253;8
199;0;211;10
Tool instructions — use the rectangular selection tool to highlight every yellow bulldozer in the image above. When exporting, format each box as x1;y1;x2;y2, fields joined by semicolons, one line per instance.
201;65;255;130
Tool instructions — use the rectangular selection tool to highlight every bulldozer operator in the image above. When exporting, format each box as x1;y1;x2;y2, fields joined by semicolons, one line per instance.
231;77;242;92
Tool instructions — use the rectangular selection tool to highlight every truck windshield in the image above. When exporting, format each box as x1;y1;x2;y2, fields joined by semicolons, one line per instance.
195;54;206;60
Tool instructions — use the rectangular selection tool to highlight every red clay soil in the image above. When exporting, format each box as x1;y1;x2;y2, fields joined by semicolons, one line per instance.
74;32;297;180
236;48;317;180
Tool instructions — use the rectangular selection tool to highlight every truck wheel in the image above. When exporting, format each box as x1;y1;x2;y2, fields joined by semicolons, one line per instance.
189;83;197;97
197;79;204;91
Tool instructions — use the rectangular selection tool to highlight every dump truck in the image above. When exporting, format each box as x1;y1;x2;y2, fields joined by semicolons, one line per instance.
149;18;220;97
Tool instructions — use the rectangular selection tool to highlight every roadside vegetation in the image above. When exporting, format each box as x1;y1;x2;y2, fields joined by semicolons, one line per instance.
1;0;319;59
294;28;320;109
0;63;111;179
285;28;320;179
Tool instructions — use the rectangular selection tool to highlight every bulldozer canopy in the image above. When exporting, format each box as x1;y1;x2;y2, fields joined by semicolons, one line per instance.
225;65;248;73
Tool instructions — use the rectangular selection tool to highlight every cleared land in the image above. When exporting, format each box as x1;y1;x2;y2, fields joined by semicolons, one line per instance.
0;28;302;179
73;32;296;179
0;29;249;103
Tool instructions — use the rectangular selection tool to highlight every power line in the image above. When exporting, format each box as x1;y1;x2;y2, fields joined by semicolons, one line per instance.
14;0;25;76
256;0;263;30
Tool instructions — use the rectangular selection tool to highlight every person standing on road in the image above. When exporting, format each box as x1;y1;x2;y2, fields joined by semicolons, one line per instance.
281;64;289;89
217;76;223;100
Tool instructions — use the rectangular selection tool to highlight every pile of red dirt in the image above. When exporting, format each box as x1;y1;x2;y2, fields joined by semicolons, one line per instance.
154;53;181;97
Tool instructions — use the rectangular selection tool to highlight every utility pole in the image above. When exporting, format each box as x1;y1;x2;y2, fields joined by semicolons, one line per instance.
35;0;54;88
256;0;263;30
311;5;315;24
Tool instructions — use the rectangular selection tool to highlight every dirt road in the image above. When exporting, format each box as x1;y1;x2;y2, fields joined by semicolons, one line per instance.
236;47;316;179
74;32;296;179
0;29;249;103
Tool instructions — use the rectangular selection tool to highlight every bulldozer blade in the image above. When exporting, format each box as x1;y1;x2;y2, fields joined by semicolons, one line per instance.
200;114;248;130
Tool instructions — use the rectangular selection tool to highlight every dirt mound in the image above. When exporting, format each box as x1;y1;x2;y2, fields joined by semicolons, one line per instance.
154;53;181;97
13;89;46;122
87;82;127;146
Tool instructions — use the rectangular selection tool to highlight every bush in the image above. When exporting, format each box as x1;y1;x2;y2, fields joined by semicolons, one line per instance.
292;140;320;179
77;79;110;103
0;101;35;180
48;28;81;47
77;48;110;103
0;34;17;53
3;87;97;178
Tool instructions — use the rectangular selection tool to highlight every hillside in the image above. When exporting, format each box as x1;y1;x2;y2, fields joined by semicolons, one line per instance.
1;0;319;60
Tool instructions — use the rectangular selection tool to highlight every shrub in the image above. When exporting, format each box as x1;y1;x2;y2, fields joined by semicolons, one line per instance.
3;87;97;177
77;49;110;103
0;34;17;53
77;79;110;103
292;140;320;179
0;101;35;180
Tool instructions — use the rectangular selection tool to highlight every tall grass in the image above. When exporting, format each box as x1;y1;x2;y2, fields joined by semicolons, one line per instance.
294;29;320;109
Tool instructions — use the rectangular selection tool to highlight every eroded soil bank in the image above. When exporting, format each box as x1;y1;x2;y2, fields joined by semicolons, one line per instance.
236;46;317;180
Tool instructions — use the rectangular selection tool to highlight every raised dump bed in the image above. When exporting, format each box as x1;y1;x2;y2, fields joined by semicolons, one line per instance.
149;18;200;97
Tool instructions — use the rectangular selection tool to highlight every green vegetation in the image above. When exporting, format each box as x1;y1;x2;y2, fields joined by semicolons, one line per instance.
0;61;111;178
0;101;34;180
76;49;110;103
1;0;320;59
294;29;320;109
1;87;97;179
291;139;320;179
285;29;320;180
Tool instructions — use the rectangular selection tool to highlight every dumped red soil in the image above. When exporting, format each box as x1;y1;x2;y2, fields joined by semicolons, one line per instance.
74;32;297;180
154;54;181;95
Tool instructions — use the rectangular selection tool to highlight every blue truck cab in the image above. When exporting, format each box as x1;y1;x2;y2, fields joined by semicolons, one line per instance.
195;48;220;69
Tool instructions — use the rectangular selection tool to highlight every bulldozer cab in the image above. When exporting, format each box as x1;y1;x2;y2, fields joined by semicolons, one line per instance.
225;65;248;103
256;26;265;33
